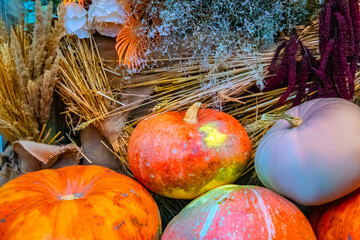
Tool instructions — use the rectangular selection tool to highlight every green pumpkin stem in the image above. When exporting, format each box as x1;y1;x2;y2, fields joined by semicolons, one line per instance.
261;113;303;128
183;102;202;124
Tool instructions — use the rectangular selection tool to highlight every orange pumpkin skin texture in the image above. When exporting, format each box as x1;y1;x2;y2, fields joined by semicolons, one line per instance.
0;165;161;240
310;187;360;240
128;103;252;199
162;185;316;239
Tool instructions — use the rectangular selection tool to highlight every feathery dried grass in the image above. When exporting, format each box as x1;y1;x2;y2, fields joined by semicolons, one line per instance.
0;0;64;144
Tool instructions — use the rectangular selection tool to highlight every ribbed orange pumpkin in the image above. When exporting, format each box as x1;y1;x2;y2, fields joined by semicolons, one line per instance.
310;187;360;240
128;103;252;199
0;165;161;240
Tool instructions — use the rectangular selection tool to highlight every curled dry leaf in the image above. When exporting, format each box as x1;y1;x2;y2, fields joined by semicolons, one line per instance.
13;141;80;173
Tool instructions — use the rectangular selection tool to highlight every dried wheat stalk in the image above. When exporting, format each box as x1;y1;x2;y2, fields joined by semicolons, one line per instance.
58;36;129;167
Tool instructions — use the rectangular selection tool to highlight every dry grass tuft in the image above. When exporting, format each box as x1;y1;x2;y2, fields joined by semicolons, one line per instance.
58;37;117;128
58;36;129;168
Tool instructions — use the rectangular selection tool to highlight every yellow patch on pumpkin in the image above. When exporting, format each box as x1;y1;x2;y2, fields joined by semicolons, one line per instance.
199;123;227;148
165;165;242;199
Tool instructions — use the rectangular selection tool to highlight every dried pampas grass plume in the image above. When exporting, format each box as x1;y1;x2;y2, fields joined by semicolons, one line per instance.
0;0;64;144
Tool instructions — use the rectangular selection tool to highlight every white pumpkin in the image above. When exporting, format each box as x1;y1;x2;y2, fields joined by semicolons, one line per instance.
255;98;360;205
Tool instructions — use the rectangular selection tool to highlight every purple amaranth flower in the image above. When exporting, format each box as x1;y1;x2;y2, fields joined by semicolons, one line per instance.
263;0;360;105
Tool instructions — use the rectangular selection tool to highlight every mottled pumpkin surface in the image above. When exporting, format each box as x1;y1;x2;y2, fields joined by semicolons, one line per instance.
0;165;161;240
128;108;252;199
310;187;360;240
162;185;316;240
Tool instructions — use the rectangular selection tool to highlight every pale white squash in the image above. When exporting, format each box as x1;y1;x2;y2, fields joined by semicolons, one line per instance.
255;98;360;205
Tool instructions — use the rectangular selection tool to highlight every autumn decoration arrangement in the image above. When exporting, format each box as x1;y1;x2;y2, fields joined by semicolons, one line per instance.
1;0;360;239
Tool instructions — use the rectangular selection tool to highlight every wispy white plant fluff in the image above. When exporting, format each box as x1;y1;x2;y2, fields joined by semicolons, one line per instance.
147;0;311;60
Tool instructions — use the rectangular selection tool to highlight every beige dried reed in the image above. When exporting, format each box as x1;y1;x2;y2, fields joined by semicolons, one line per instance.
0;0;64;144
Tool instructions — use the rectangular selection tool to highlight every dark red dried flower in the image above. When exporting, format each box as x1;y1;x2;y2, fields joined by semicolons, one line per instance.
313;0;360;100
264;0;360;105
263;34;314;106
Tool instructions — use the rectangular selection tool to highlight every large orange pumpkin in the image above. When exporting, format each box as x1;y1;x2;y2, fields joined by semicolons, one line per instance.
128;102;252;199
0;165;161;240
162;185;316;239
310;187;360;240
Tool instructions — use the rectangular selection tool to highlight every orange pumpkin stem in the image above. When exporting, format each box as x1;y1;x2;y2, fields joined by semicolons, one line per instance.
261;113;303;128
183;102;202;124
